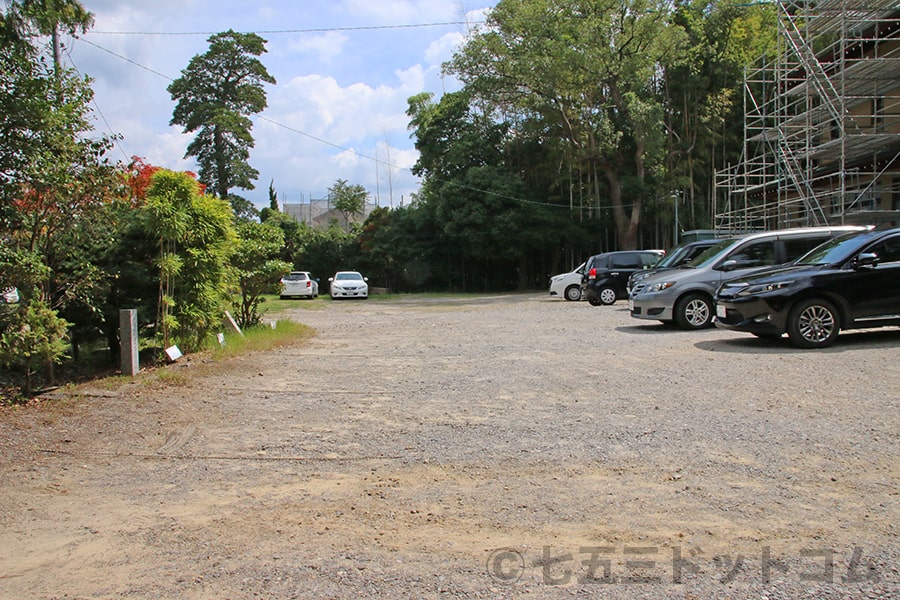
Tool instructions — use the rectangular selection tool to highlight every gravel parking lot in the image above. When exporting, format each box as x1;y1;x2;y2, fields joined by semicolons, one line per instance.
1;293;897;599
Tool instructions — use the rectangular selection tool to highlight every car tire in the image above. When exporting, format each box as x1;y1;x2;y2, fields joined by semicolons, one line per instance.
587;295;602;306
598;287;617;305
787;298;840;348
674;293;713;329
564;285;582;302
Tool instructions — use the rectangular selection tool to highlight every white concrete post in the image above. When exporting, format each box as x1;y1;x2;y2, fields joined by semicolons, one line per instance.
120;309;139;376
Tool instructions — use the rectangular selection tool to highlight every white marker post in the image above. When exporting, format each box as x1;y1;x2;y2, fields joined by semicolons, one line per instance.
119;309;139;376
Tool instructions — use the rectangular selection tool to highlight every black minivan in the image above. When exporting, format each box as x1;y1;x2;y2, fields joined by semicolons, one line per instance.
581;250;664;306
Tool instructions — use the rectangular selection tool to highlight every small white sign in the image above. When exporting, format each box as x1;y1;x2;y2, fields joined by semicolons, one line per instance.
165;345;182;362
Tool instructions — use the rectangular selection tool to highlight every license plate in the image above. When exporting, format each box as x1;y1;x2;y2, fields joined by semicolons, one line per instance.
716;304;726;319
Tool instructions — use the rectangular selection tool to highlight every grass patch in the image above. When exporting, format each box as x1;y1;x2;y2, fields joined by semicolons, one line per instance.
211;318;314;359
260;295;326;312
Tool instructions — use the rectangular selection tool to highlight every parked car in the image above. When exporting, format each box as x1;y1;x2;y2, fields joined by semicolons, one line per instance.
581;250;665;306
280;271;318;299
329;271;369;299
549;262;586;301
629;226;868;329
627;238;722;294
715;228;900;348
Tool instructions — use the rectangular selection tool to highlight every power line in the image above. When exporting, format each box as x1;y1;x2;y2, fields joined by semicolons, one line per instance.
85;21;483;37
63;45;131;162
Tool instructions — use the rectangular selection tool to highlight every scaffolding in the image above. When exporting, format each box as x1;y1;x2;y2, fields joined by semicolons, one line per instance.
715;0;900;232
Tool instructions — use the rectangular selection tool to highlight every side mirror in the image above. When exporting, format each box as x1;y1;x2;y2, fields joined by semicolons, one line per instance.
852;252;879;270
719;259;739;272
328;277;334;282
364;277;369;282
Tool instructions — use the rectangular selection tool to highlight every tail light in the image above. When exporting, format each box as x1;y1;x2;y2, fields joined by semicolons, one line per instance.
306;280;311;288
588;267;597;280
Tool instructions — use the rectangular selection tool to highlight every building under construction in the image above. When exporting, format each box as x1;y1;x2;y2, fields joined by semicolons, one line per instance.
715;0;900;231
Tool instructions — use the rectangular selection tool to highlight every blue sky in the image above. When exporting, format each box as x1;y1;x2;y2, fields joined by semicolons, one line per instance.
65;1;496;209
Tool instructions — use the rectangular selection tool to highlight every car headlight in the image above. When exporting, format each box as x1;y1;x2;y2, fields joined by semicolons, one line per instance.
738;280;794;296
647;281;676;292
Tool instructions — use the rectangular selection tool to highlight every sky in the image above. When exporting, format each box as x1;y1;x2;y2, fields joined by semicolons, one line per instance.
64;1;496;210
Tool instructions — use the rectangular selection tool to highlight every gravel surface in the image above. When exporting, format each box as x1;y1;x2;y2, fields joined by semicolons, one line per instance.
1;293;897;599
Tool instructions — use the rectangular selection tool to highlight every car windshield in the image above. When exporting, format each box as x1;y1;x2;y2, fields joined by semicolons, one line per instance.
656;244;694;268
681;239;738;269
794;231;871;266
284;273;307;281
336;272;363;281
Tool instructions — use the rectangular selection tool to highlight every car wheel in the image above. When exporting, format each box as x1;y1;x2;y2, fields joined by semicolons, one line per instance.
587;295;602;306
674;293;713;329
598;287;617;305
787;298;840;348
564;285;582;302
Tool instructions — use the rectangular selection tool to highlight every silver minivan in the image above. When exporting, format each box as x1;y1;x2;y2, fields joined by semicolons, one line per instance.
628;226;869;329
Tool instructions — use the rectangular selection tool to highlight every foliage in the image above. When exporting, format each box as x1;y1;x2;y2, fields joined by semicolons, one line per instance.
328;178;368;231
0;298;70;397
168;29;276;200
230;221;292;328
296;224;360;282
140;169;236;353
446;0;686;249
402;89;591;291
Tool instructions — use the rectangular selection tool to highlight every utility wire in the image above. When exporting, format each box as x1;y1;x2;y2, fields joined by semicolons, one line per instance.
63;44;131;162
86;21;484;36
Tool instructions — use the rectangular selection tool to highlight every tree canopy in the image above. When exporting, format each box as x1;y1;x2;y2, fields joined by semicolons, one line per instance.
168;29;275;202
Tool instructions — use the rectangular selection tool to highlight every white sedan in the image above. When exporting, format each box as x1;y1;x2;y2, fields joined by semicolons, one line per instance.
329;271;368;299
280;271;318;299
548;262;585;301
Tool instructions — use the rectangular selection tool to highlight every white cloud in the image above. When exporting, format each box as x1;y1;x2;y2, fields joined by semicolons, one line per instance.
285;31;348;64
65;0;497;208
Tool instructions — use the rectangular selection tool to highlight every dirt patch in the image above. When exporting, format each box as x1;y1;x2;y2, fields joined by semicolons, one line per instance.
1;295;897;598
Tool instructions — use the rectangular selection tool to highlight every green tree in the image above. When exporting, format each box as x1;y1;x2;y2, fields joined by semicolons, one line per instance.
0;298;69;397
140;169;236;352
230;221;291;329
1;0;122;369
168;29;275;201
447;0;686;249
1;0;93;69
328;179;368;231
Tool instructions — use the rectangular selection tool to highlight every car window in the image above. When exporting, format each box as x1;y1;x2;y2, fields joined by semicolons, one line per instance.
783;236;833;262
284;273;307;281
795;231;871;265
589;255;608;270
336;272;363;280
869;235;900;264
656;245;690;268
725;240;776;268
687;239;739;268
639;253;662;267
610;253;640;269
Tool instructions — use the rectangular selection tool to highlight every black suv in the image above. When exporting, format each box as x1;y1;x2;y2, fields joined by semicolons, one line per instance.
581;250;664;305
715;228;900;348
